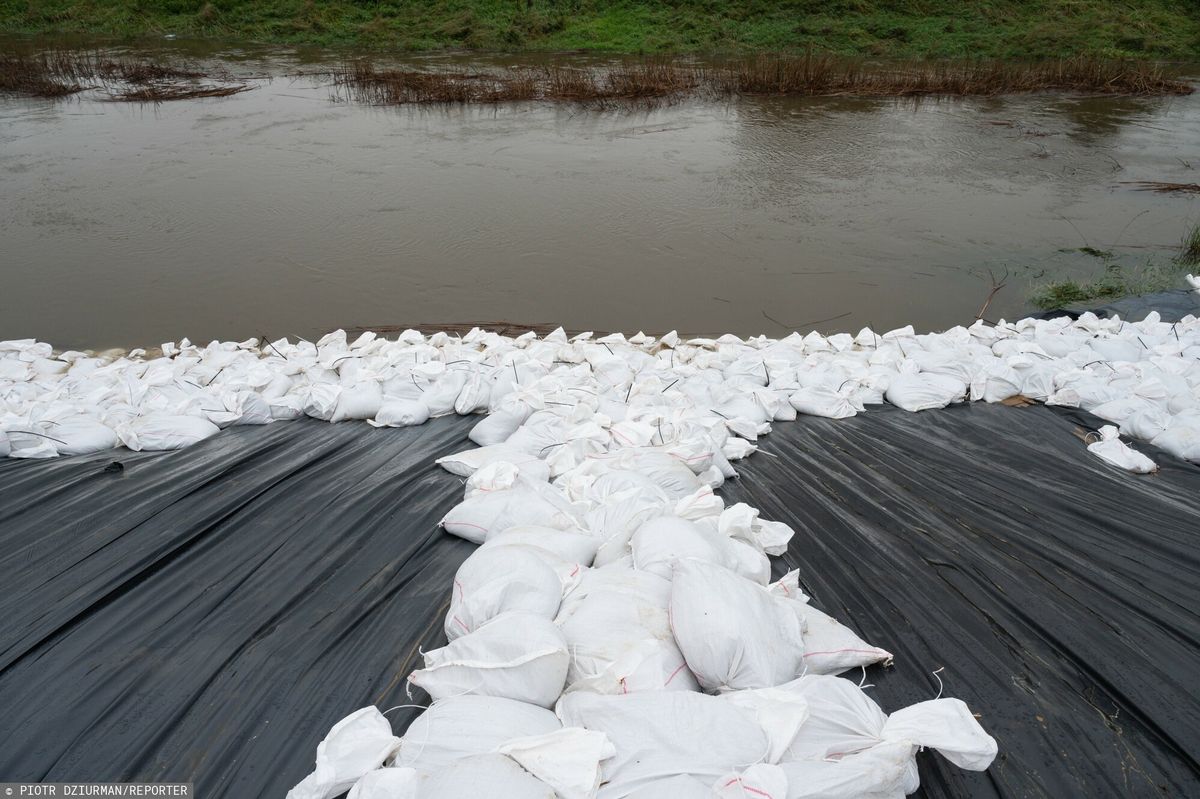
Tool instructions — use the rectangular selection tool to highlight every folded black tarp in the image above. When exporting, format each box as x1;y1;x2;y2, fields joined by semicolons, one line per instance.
1;404;1197;797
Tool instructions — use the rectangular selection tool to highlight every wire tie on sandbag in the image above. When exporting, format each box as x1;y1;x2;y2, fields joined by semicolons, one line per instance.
931;666;945;700
9;430;68;446
261;333;286;359
661;379;679;393
857;665;874;690
625;383;634;404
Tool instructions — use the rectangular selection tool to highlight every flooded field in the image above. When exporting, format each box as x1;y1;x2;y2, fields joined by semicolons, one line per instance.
2;39;1198;349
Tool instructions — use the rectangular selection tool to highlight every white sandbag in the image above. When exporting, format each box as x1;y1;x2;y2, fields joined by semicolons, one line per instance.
779;740;915;799
392;696;561;771
776;675;997;772
1118;405;1171;441
454;370;493;415
43;417;120;456
557;566;698;695
717;503;793;556
497;727;615;799
420;754;555;799
303;383;343;421
556;691;769;797
607;450;705;500
769;572;892;675
587;488;671;567
120;414;220;452
482;525;599;566
228;390;274;425
631;515;770;586
722;686;810;764
368;398;430;428
4;431;58;459
446;545;564;640
330;381;384;423
346;768;421;799
409;613;569;709
884;373;966;412
789;386;861;419
673;487;724;522
669;560;804;692
436;444;551;480
470;395;533;446
881;698;999;771
441;484;578;544
421;371;469;417
286;707;400;799
1087;426;1157;474
1151;424;1200;462
466;461;521;495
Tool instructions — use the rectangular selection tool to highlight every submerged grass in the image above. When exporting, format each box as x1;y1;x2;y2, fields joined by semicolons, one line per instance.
0;48;245;99
1029;237;1198;310
1179;224;1200;267
1125;181;1200;195
4;1;1200;60
332;55;1194;107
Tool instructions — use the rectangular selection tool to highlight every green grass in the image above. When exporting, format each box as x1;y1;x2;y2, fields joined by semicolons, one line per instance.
1029;258;1195;310
2;1;1200;57
1180;223;1200;266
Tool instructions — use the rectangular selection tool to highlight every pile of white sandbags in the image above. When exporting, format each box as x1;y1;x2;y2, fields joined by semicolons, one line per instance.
281;327;1012;797
3;308;1199;471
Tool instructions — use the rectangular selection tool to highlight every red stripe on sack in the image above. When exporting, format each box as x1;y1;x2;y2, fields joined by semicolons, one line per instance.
663;663;686;686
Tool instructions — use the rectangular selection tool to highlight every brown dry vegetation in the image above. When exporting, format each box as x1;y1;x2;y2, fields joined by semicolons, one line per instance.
105;83;254;102
1123;181;1200;194
332;55;1193;107
709;54;1193;96
0;49;244;100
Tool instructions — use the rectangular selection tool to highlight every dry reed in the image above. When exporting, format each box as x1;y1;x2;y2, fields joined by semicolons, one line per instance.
1122;181;1200;194
0;50;240;100
332;55;1193;108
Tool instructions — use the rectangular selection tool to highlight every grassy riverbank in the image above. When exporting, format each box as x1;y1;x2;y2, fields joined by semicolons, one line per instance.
2;1;1200;58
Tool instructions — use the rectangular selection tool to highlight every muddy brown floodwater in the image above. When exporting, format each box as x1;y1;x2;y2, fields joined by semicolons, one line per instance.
1;39;1198;350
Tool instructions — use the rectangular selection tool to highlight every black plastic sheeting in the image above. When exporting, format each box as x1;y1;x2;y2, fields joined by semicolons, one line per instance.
725;403;1200;798
1;405;1198;797
0;417;478;798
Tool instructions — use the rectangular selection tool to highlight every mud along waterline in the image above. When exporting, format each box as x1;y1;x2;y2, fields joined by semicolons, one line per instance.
1;41;1198;349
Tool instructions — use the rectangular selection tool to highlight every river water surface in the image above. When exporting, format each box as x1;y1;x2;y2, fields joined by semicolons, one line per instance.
2;40;1198;349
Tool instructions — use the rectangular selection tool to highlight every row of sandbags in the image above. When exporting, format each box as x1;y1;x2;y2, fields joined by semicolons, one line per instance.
3;311;1199;472
282;326;1003;797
